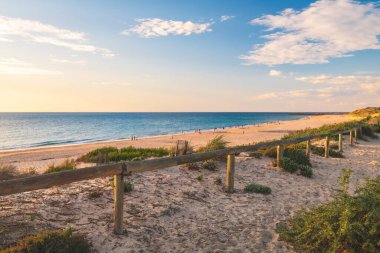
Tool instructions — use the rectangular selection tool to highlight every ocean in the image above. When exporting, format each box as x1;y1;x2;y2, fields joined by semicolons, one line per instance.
0;112;312;151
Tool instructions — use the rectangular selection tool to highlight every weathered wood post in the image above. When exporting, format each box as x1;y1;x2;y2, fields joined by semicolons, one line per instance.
338;133;343;152
305;140;311;159
354;128;358;144
113;173;124;234
226;154;235;193
324;136;330;158
276;144;284;167
349;131;353;146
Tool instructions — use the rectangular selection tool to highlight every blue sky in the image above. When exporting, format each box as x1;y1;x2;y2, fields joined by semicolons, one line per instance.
0;0;379;112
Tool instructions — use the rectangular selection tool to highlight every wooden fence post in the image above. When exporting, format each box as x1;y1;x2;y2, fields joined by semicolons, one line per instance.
276;144;284;167
305;140;311;159
354;129;358;144
113;174;124;234
324;136;330;158
338;133;343;152
349;131;353;146
226;154;235;193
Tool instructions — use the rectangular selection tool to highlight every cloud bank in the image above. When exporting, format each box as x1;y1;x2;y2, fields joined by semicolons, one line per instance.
242;0;380;65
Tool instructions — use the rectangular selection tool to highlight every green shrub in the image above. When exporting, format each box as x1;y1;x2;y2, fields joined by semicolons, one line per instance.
196;174;204;181
1;227;90;253
361;125;378;139
282;121;360;140
299;165;313;178
277;170;380;253
244;183;271;194
44;159;76;174
214;177;222;185
201;160;217;170
279;158;299;173
197;135;229;152
81;146;169;163
283;148;311;166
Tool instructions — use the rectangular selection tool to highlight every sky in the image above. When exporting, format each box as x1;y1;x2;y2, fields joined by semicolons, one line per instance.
0;0;379;112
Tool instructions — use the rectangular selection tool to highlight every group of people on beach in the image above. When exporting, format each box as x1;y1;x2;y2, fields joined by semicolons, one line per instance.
131;136;137;141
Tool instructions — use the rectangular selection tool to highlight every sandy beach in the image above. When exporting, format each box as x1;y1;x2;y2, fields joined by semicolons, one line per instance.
0;114;352;172
0;117;379;252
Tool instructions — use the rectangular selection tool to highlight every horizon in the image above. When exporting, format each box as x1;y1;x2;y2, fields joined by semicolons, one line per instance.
1;0;379;112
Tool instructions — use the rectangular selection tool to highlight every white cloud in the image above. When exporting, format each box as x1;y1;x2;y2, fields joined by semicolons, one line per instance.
220;15;235;22
0;58;62;75
296;74;380;95
242;0;380;65
51;58;87;65
122;18;212;38
0;16;114;57
268;69;283;77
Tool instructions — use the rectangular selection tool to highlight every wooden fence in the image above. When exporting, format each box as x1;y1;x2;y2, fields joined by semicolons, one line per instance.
0;127;360;234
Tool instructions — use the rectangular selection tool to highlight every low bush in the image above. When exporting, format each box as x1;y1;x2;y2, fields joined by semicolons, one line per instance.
201;160;217;170
244;183;271;194
299;165;313;178
1;227;90;253
283;148;311;166
197;135;229;153
196;174;204;181
277;170;380;253
214;177;222;185
44;159;76;174
360;125;378;139
80;146;169;163
279;158;299;173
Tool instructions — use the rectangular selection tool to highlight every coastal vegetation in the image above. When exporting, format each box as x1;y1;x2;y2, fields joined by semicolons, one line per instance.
277;169;380;253
244;183;272;194
0;165;36;181
1;228;90;253
197;135;229;152
110;179;133;193
44;159;76;174
80;146;170;163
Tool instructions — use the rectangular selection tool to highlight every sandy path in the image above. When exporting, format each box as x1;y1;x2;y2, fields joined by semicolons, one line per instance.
1;133;379;252
0;114;351;172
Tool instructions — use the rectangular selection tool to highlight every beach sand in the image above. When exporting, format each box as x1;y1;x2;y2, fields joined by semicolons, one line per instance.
0;114;352;172
1;127;379;252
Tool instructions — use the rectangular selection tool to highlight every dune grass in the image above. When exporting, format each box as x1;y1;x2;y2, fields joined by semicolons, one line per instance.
80;146;170;163
44;159;76;174
277;169;380;253
0;164;37;181
197;135;229;153
1;227;90;253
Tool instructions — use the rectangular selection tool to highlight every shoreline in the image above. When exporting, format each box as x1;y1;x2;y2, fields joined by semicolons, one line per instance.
0;114;353;172
0;115;310;154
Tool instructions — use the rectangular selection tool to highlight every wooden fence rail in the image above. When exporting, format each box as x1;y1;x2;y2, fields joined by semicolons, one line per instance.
0;127;360;234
